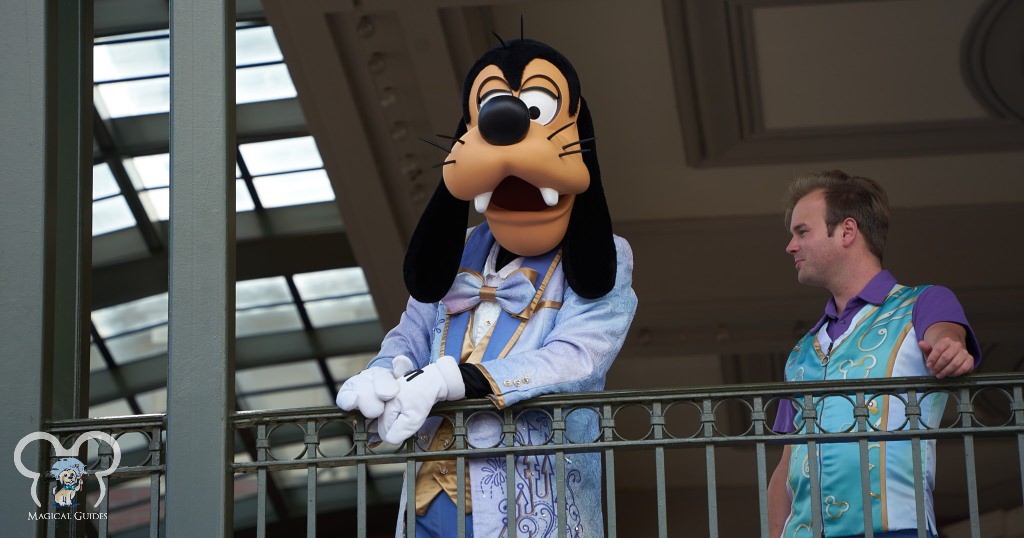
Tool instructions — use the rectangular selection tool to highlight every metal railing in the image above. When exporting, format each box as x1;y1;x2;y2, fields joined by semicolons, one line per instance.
41;373;1024;537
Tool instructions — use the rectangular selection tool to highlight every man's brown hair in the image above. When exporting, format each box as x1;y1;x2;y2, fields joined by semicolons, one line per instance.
784;170;890;262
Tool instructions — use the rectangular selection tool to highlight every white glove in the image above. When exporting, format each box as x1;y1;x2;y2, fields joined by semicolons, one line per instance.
335;356;417;418
379;355;465;445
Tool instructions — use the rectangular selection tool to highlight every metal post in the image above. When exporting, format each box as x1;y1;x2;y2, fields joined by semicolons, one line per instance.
50;2;94;532
164;0;236;535
50;0;93;423
0;0;55;535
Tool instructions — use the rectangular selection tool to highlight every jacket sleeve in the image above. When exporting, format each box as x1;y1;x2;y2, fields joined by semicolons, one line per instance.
366;296;440;371
474;236;638;408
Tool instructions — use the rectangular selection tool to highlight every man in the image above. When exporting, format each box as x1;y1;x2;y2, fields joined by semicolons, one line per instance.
767;170;980;538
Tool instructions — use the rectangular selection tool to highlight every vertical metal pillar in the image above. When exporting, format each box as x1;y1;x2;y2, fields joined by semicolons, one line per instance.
0;0;90;528
0;0;56;535
50;0;94;422
50;1;94;535
164;0;236;536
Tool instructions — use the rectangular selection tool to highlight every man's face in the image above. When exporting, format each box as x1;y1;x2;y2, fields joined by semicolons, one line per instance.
786;190;842;288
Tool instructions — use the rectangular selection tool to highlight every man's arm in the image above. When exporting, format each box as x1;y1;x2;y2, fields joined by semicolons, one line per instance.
767;446;791;538
919;321;974;379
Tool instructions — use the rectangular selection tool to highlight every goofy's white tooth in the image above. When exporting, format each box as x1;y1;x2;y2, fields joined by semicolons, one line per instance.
540;188;560;207
474;192;493;214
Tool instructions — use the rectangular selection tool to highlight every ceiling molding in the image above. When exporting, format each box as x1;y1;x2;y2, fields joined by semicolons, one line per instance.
665;0;1024;167
263;0;414;328
962;0;1024;121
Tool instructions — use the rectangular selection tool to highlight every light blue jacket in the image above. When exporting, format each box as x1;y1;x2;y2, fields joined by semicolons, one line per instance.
369;224;637;537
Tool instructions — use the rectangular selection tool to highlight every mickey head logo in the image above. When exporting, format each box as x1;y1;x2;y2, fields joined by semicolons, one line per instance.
14;431;120;508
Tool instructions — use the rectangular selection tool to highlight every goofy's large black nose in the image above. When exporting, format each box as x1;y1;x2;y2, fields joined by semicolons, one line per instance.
478;95;530;146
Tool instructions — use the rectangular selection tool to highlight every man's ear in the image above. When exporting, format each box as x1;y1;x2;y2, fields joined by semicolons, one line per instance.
840;218;859;247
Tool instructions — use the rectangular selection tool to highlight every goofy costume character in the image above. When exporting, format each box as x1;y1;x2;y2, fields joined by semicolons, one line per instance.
336;38;637;537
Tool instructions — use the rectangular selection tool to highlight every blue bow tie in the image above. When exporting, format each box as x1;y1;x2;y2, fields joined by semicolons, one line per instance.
442;270;537;317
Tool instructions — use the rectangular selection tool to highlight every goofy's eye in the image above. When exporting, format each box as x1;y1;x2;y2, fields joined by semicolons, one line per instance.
479;89;513;109
519;88;559;125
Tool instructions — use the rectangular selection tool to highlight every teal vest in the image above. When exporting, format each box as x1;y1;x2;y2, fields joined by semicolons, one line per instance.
783;285;941;537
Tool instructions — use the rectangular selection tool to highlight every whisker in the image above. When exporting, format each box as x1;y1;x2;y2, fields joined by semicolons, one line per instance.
562;137;595;150
558;149;591;158
547;121;576;140
435;133;465;144
418;137;452;153
432;160;457;168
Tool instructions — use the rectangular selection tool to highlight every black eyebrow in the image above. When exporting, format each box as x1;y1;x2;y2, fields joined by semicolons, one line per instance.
476;75;510;105
521;74;562;100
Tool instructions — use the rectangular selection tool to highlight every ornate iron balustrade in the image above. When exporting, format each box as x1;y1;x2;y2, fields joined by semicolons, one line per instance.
39;373;1024;537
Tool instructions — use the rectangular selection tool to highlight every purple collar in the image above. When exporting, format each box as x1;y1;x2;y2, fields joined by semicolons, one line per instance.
811;270;897;337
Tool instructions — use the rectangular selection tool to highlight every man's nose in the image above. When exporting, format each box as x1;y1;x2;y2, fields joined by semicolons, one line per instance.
786;238;798;254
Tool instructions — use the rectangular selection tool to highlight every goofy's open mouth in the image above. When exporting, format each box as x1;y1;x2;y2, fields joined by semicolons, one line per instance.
474;176;564;213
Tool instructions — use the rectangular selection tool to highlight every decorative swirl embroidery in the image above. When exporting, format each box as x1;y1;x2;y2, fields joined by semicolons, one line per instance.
488;411;584;537
857;327;889;352
859;306;912;351
433;315;445;335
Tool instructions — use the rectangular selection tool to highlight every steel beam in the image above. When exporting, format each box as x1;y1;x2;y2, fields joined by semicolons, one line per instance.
164;0;236;535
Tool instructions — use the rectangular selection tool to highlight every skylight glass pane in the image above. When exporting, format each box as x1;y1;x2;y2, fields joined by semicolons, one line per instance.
236;276;292;309
93;196;137;236
239;136;322;176
237;64;297;104
138;187;169;221
253;169;334;208
242;387;332;412
235;304;303;338
96;77;170;118
327;354;376;381
105;326;168;364
236;26;283;66
305;295;377;328
93;163;120;199
129;153;170;189
236;361;321;394
89;399;134;419
90;343;106;372
293;268;370;301
236;179;255;212
92;293;169;337
137;387;168;414
94;38;169;82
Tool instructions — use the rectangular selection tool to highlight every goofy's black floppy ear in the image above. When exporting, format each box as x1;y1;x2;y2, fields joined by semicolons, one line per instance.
403;122;470;303
562;98;616;299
